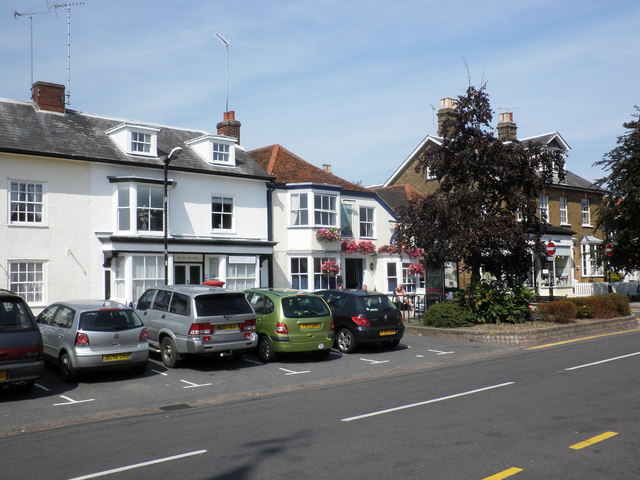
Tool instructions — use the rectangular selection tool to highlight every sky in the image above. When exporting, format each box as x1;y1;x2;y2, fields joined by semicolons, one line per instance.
2;0;639;186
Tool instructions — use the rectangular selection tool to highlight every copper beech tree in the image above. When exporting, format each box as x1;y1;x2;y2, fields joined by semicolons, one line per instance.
395;85;564;287
594;106;640;273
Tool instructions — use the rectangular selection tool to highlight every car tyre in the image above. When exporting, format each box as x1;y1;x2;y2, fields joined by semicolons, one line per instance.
257;335;277;363
161;337;183;368
336;327;356;353
59;352;78;383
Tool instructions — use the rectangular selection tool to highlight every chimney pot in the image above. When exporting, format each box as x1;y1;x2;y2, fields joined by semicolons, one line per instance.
216;110;241;143
32;81;66;113
437;97;457;137
497;111;518;141
322;164;332;173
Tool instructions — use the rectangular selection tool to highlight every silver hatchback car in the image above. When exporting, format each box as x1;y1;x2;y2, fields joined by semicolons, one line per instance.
37;300;149;382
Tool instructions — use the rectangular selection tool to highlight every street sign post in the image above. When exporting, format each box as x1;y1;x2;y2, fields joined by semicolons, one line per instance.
546;242;556;256
605;243;614;256
546;242;556;301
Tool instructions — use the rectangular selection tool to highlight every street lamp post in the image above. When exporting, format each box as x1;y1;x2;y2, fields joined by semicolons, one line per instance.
163;147;183;285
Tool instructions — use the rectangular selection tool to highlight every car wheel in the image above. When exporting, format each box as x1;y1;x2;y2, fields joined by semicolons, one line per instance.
12;379;35;392
59;352;78;383
131;363;147;375
161;337;183;368
336;328;356;353
257;335;276;363
313;348;331;359
385;339;401;348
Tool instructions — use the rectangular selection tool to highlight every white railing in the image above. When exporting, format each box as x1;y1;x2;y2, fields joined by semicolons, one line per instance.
573;281;639;297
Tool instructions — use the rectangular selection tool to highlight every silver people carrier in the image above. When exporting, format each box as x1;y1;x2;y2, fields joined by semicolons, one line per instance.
135;285;258;368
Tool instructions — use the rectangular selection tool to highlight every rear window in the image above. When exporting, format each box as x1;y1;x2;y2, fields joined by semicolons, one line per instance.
0;299;35;332
282;295;330;318
195;294;253;316
356;295;397;313
80;309;144;331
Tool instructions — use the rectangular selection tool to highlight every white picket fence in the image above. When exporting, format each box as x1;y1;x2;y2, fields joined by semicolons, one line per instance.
573;281;639;297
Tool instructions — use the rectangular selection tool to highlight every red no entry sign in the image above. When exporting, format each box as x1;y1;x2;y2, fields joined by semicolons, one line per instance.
605;243;614;256
546;242;556;256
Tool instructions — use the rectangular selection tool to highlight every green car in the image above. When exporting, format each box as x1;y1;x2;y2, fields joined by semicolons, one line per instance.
245;289;334;362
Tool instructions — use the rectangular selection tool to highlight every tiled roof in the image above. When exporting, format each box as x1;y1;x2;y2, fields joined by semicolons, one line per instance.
248;144;369;193
0;98;271;179
370;184;425;214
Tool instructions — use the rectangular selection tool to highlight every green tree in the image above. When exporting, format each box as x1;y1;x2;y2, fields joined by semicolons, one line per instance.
594;106;640;273
395;85;564;286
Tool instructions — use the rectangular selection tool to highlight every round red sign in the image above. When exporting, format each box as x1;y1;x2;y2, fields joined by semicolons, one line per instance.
546;242;556;256
605;243;614;256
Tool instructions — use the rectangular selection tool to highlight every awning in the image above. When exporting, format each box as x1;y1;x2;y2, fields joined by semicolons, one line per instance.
580;234;603;244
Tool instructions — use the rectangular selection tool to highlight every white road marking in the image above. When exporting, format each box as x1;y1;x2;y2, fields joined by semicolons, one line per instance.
67;449;207;479
244;358;263;365
341;382;515;422
150;369;168;376
428;349;454;355
415;354;424;358
360;358;389;365
180;379;212;388
54;395;95;406
35;383;51;391
565;351;640;371
279;367;310;375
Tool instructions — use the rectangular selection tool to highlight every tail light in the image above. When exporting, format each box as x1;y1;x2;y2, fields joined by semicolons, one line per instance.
241;319;256;338
330;319;334;331
139;328;149;341
75;332;90;346
188;323;213;335
351;315;370;326
275;322;288;334
0;345;42;360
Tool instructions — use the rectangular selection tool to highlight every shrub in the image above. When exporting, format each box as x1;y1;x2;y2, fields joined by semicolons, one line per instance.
423;301;475;328
538;301;578;323
456;280;535;324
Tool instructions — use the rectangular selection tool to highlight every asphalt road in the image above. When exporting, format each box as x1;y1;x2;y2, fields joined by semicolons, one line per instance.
2;328;640;479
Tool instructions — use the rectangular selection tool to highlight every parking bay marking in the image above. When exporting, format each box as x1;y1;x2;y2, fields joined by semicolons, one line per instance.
180;379;212;388
482;467;523;480
341;382;515;422
360;358;390;365
279;367;310;375
54;395;95;406
570;431;619;450
67;449;207;480
428;349;454;355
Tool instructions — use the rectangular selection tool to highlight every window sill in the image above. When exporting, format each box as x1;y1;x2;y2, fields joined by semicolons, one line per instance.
581;224;593;228
7;223;49;229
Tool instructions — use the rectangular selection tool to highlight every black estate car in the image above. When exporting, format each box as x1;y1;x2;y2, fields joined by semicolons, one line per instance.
315;289;404;353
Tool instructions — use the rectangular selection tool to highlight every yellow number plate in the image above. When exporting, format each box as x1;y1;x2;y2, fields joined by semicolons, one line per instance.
300;323;321;330
103;353;132;362
216;323;238;331
0;370;7;382
379;330;396;336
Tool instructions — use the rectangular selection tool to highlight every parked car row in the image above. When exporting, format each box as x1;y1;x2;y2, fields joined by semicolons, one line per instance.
1;286;405;390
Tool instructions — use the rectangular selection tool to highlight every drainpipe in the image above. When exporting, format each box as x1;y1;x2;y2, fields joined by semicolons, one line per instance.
266;181;276;287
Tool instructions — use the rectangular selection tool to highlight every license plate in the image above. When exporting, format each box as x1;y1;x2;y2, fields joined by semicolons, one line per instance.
216;323;237;331
379;330;396;336
0;370;7;382
300;323;321;330
103;353;132;362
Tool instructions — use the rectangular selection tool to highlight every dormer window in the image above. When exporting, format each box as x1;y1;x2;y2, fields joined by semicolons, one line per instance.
186;134;236;166
106;124;159;157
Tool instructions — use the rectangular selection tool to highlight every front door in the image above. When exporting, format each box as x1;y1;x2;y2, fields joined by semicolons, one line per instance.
345;258;364;289
174;264;202;285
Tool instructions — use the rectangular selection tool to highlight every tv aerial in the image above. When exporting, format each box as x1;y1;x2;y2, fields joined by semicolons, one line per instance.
13;6;54;91
216;33;231;112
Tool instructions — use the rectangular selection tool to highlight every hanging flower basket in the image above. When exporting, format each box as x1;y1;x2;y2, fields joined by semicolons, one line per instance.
407;262;425;276
316;228;342;242
357;240;376;255
378;244;398;254
402;246;426;259
341;238;358;254
320;260;341;275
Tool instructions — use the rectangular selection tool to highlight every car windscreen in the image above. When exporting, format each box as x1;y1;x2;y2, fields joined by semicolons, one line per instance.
355;295;397;313
80;309;144;331
0;299;35;332
282;295;331;318
195;294;254;316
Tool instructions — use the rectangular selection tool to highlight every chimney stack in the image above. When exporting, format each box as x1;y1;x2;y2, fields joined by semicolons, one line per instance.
32;81;66;113
216;110;241;143
437;97;457;137
322;164;332;173
497;111;517;141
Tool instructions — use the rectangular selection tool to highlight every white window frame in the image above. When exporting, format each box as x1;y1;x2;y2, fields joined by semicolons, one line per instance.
9;261;45;305
186;135;236;166
212;195;234;231
559;196;568;224
213;142;230;163
106;124;159;157
359;206;375;238
290;257;309;290
132;255;163;302
290;193;309;227
313;256;339;290
8;180;45;225
581;243;603;277
581;198;591;226
226;258;256;291
539;194;549;223
116;183;164;235
314;193;337;227
131;131;151;154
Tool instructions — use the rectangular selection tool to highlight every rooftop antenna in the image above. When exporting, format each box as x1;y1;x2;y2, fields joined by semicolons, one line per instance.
430;104;436;128
13;7;54;95
215;33;231;112
49;1;86;105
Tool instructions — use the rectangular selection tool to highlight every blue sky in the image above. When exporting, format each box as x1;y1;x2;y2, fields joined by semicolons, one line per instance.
3;0;639;186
